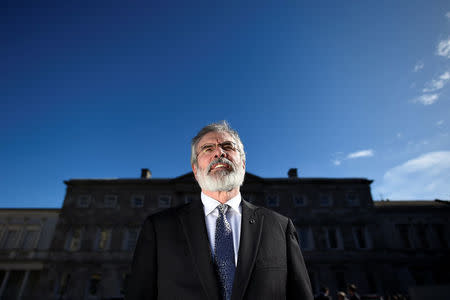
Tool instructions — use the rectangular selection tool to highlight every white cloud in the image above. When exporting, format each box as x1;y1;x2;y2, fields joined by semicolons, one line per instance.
436;120;444;127
413;61;424;72
347;149;374;159
446;12;450;19
332;159;341;166
332;149;374;166
397;132;402;139
377;151;450;199
441;72;450;80
414;94;439;105
437;38;450;58
423;71;450;92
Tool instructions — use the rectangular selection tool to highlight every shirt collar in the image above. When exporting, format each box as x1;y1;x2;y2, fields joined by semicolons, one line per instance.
201;192;241;216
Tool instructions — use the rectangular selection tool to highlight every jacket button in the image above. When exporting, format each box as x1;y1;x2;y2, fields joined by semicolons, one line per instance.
249;218;255;224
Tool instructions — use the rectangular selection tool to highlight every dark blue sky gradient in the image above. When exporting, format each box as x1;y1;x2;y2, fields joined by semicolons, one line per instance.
2;1;450;207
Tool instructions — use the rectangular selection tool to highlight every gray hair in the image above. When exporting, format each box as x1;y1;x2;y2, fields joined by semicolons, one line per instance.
191;121;246;166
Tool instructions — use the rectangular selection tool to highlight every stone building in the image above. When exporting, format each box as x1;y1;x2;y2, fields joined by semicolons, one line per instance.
3;169;449;299
0;208;59;299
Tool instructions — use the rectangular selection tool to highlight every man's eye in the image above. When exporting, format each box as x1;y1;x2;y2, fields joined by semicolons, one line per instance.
203;146;214;152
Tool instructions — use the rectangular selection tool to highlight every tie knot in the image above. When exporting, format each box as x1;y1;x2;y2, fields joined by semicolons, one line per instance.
217;204;228;214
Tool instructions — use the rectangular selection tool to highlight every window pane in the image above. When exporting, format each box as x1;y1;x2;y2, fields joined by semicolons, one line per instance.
89;273;101;296
127;229;139;251
432;224;447;248
132;196;144;208
396;224;411;248
297;227;309;249
77;195;91;208
97;229;110;250
294;195;306;207
320;194;332;206
23;230;39;250
159;196;171;208
4;229;20;249
335;271;346;291
3;270;25;299
328;228;338;248
69;229;82;251
104;195;117;208
354;228;366;248
415;224;429;249
266;195;279;207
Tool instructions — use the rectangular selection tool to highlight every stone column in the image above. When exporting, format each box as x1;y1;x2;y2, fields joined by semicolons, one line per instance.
18;270;30;300
0;270;11;298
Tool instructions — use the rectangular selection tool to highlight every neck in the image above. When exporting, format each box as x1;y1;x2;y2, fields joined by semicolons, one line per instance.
203;188;240;204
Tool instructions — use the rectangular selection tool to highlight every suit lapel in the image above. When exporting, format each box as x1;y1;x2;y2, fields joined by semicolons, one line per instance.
232;200;264;300
178;199;220;300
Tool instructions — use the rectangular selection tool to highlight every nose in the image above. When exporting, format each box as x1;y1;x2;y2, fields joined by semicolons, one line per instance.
213;145;226;157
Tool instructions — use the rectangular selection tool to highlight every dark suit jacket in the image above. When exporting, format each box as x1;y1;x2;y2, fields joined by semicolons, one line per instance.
126;199;313;300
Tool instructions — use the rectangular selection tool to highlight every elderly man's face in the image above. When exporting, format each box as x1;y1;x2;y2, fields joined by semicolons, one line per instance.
192;131;245;192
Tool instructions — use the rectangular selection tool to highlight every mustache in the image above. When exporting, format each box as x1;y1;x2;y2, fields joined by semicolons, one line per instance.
207;157;235;173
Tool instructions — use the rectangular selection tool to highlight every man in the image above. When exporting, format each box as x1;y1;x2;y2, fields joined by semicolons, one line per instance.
315;286;331;300
347;284;360;300
337;291;348;300
127;121;313;300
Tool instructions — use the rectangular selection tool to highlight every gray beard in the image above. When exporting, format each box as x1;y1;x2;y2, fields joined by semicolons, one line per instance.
195;158;245;192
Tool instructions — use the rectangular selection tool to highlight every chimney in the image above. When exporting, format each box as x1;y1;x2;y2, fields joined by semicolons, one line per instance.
141;168;152;179
288;168;298;178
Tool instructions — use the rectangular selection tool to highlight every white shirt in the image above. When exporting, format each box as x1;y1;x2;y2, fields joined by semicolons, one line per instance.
201;192;242;266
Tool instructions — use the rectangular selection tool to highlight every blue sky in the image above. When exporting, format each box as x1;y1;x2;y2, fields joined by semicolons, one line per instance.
1;1;450;208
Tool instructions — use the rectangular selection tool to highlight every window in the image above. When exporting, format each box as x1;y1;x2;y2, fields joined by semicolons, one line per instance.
353;227;370;249
159;195;171;208
131;195;144;208
266;195;279;207
3;228;20;249
296;226;314;250
103;195;117;208
54;272;71;297
308;270;318;295
432;224;448;248
124;228;140;251
0;226;5;245
414;224;430;249
88;273;101;296
335;271;347;291
293;194;307;207
120;273;130;296
319;193;333;207
396;224;412;248
22;228;40;250
366;271;377;293
66;228;82;251
324;227;342;249
3;270;26;298
95;228;111;251
77;195;91;208
346;192;360;207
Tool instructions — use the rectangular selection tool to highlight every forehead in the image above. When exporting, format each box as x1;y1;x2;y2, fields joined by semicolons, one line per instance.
197;131;234;147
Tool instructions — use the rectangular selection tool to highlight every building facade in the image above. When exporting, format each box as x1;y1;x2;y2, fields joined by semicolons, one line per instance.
0;209;59;300
2;169;449;299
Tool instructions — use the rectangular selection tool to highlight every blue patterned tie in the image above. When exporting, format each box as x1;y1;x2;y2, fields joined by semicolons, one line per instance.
214;204;235;300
